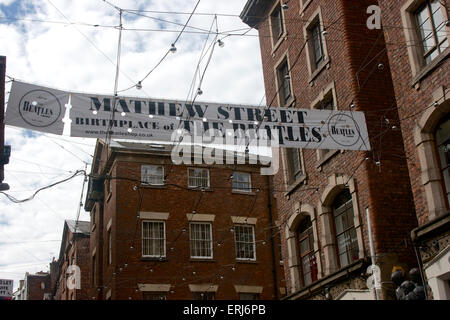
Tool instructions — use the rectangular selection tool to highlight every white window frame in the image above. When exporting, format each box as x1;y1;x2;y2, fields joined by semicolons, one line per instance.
189;222;213;259
141;165;165;186
188;168;210;189
232;172;252;192
142;220;166;258
234;224;257;261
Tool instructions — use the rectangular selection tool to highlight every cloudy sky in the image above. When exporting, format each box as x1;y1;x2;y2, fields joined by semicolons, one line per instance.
0;0;265;292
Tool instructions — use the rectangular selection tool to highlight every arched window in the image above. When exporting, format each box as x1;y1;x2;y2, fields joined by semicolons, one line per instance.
435;115;450;209
333;189;359;268
296;216;318;286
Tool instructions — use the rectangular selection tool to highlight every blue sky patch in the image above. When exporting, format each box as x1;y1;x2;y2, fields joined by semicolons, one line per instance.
0;0;38;21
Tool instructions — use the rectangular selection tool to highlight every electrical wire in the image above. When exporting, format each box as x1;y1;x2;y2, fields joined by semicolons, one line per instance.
0;170;86;203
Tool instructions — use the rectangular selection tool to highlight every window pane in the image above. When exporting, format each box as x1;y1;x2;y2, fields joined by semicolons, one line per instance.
239;293;258;300
142;221;165;257
232;172;251;191
188;168;209;188
235;225;256;260
190;223;212;258
142;165;164;185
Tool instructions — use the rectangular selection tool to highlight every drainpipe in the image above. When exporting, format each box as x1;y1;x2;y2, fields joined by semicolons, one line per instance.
266;175;279;299
366;207;380;300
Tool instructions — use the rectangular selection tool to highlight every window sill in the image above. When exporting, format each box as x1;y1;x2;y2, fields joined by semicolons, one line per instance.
309;58;331;84
189;258;216;263
187;187;213;192
285;174;308;197
282;95;296;109
141;257;168;262
299;0;312;16
316;150;340;169
271;31;287;56
140;184;167;189
232;190;256;196
410;48;450;87
236;259;258;264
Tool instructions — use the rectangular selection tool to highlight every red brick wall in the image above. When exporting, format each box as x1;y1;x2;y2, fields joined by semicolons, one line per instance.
26;274;51;300
90;151;285;300
252;0;418;297
378;0;450;226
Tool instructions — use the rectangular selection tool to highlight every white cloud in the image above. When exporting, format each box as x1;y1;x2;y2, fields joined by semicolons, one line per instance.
0;0;265;292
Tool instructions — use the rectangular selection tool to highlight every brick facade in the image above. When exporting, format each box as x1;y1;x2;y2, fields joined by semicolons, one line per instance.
51;220;91;300
85;140;285;300
241;0;419;299
378;0;450;299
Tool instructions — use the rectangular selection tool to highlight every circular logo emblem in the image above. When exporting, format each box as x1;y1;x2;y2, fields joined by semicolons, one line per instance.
18;90;62;128
327;113;361;147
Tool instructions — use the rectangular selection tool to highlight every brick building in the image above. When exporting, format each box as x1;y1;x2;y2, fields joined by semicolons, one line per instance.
241;0;419;299
84;139;285;300
50;220;91;300
378;0;450;299
13;272;51;300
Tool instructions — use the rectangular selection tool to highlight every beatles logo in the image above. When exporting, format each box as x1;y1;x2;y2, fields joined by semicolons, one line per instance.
327;113;361;147
18;90;62;127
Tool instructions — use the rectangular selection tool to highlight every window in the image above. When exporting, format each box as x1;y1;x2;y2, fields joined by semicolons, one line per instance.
435;115;450;208
332;189;359;268
270;3;284;44
192;292;215;300
190;223;213;259
239;293;259;300
232;172;252;192
276;59;292;106
234;225;256;260
188;168;210;188
143;292;167;300
304;9;329;79
108;229;112;265
286;148;304;183
310;21;325;68
296;216;318;286
142;221;166;258
141;165;164;185
415;0;448;65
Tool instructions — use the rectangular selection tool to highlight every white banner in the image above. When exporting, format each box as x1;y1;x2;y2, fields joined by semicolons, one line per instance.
6;81;371;151
5;81;68;135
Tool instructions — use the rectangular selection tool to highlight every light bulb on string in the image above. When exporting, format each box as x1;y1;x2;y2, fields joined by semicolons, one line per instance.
121;112;126;117
136;81;142;90
217;39;225;47
170;43;177;53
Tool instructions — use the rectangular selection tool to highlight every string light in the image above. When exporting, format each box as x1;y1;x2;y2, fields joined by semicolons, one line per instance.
170;43;177;53
282;3;288;9
197;88;203;95
217;39;225;47
121;112;126;117
136;81;142;90
92;110;98;115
